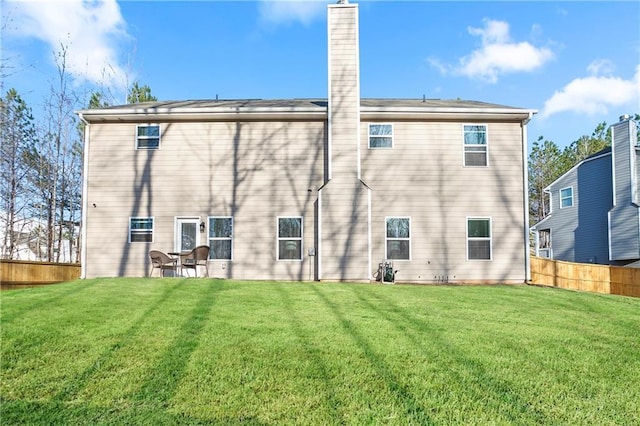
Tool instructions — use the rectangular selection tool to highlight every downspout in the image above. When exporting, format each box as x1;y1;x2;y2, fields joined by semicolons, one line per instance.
522;112;534;283
79;113;89;279
317;187;323;281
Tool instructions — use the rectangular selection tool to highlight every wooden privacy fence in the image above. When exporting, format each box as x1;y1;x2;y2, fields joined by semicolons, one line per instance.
0;259;81;284
530;256;640;298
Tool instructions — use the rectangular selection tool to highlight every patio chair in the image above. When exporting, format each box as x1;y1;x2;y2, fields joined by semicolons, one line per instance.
180;245;210;277
149;250;178;277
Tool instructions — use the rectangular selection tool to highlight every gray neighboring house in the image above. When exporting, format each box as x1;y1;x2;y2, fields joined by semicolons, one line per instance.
532;116;640;267
78;1;536;283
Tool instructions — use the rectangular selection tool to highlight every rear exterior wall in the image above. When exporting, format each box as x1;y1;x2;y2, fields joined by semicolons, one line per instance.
84;120;326;280
85;117;528;283
360;120;527;283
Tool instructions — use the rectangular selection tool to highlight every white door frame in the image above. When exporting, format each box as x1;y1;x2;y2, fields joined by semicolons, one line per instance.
174;217;202;253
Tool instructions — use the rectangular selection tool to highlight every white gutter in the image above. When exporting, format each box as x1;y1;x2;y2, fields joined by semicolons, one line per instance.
79;105;537;123
360;106;537;115
78;113;89;279
317;188;323;281
367;186;372;280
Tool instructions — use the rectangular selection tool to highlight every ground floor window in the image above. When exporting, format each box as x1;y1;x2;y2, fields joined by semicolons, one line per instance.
467;217;491;260
386;217;410;260
278;217;302;260
129;217;153;243
209;217;233;260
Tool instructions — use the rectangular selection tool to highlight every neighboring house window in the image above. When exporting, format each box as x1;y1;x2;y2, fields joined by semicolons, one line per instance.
538;229;551;258
463;124;487;166
386;217;410;260
209;217;233;260
560;187;573;208
278;217;302;260
369;124;393;148
129;217;153;243
136;125;160;149
467;218;491;260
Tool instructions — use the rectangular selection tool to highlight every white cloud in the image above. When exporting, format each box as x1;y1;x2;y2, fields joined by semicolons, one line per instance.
429;19;553;83
5;0;130;89
541;65;640;118
586;59;615;76
458;19;554;83
258;0;329;26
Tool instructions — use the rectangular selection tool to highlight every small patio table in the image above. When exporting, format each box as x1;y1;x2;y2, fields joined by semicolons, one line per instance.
168;252;184;277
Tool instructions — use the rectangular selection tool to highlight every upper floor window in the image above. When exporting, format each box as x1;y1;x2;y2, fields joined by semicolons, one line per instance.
560;187;573;208
463;125;487;166
209;217;233;260
129;217;153;243
136;125;160;149
386;217;410;260
278;217;303;260
369;124;393;148
467;218;491;260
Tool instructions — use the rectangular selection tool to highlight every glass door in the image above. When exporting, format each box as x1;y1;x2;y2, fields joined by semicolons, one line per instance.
175;218;200;253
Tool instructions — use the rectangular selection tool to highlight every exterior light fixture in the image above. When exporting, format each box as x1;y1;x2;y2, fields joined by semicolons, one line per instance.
200;221;205;233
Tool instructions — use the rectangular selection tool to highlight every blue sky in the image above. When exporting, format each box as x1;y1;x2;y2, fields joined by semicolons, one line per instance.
2;0;639;149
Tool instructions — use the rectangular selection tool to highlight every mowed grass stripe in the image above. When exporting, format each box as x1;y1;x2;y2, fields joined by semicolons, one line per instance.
1;279;638;425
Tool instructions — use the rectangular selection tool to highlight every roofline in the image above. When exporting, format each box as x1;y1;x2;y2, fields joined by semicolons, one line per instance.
76;104;537;123
543;149;611;192
76;108;327;122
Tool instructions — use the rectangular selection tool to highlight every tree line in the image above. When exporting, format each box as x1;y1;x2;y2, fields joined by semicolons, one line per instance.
0;45;637;261
0;48;156;262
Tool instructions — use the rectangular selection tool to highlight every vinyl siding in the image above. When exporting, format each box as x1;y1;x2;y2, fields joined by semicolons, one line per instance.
573;156;612;263
361;121;527;282
318;181;370;281
609;119;640;261
85;121;325;279
328;4;359;180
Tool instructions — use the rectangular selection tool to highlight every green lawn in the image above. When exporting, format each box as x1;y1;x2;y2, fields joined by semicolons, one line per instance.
1;279;639;425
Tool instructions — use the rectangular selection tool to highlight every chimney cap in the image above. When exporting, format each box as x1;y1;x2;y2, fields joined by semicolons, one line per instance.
620;114;630;122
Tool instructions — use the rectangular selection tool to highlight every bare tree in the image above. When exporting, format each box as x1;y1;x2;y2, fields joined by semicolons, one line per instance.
0;88;37;259
23;44;82;262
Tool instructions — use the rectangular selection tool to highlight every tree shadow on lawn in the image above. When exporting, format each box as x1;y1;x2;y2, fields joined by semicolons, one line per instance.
345;286;549;424
272;284;343;423
0;398;267;426
2;279;100;325
51;279;197;403
130;279;221;406
309;285;436;424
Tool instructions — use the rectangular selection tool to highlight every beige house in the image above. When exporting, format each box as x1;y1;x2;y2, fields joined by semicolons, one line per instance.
78;2;535;283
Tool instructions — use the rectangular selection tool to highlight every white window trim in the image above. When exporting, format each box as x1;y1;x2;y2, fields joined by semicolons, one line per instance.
135;124;161;150
208;216;233;261
559;186;573;209
277;216;303;261
129;217;154;243
536;229;552;258
368;123;394;149
466;217;492;261
385;216;411;260
463;124;489;167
